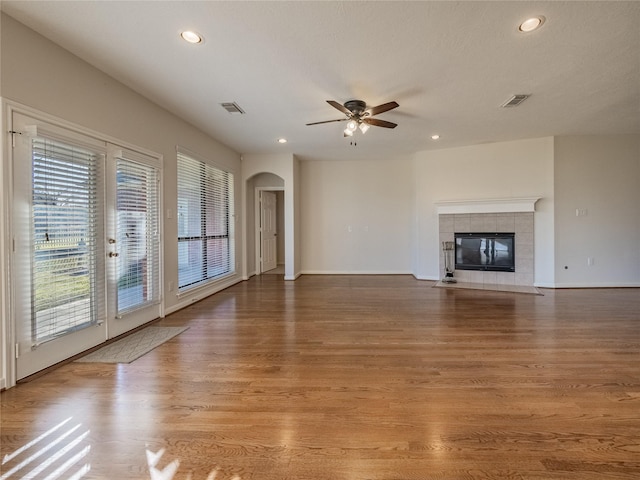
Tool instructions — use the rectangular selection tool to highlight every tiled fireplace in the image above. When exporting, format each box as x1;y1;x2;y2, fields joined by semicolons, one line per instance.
437;198;539;287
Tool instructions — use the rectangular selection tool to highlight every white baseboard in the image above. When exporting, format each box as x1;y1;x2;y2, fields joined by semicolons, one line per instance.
284;271;302;281
164;276;243;315
413;274;440;281
300;270;412;275
546;282;640;289
242;271;256;281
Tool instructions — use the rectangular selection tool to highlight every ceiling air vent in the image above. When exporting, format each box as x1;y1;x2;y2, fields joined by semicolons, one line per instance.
501;94;530;108
220;102;245;114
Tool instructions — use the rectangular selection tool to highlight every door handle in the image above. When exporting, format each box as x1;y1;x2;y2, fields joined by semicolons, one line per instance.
108;252;119;258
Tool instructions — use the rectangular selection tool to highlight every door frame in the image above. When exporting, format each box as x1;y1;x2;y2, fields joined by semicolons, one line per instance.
2;101;164;387
254;186;284;275
259;190;277;273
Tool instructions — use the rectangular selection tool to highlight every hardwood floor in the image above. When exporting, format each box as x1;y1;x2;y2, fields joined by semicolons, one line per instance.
2;275;639;479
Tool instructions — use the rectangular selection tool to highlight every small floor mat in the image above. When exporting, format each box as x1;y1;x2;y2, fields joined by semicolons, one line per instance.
75;326;189;363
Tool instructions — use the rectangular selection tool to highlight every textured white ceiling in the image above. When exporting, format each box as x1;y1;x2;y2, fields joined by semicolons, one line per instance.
2;1;639;161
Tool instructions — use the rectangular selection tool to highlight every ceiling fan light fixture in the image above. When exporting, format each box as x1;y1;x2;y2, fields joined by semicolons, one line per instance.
307;98;399;138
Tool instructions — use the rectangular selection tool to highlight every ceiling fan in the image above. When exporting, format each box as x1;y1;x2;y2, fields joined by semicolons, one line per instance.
306;99;399;137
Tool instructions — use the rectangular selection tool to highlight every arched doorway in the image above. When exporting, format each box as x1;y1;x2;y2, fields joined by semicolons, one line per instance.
245;172;285;277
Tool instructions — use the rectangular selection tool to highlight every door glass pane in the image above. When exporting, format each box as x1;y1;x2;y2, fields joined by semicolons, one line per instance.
31;138;101;344
116;159;160;314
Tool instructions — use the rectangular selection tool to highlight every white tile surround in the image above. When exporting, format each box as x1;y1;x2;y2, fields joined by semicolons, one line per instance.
439;212;535;287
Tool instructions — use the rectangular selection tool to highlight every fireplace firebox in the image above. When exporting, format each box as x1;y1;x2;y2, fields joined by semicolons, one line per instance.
455;232;515;272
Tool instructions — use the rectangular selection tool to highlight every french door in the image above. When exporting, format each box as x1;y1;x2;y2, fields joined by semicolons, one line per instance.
105;147;162;337
12;112;161;379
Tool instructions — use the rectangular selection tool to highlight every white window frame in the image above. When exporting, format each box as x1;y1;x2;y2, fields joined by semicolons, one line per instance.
176;148;235;292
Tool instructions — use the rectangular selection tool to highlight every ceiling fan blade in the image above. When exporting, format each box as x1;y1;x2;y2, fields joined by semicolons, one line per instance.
327;100;352;116
363;117;397;129
367;101;399;116
306;118;347;126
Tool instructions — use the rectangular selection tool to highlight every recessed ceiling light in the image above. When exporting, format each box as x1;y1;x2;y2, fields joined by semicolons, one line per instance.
519;16;545;33
431;134;440;140
181;30;203;44
277;138;287;144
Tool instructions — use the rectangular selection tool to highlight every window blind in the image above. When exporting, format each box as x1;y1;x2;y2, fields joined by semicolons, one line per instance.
177;151;234;290
31;137;104;344
116;158;160;314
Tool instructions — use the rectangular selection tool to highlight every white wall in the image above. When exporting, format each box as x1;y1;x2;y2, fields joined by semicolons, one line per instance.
1;14;243;386
293;155;301;276
300;157;413;274
554;135;640;287
0;18;6;390
413;137;555;285
276;191;285;263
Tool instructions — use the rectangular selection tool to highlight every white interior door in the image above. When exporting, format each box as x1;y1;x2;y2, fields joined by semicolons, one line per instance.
260;191;277;272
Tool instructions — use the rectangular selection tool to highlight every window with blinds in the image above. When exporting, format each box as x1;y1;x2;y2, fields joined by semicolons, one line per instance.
116;158;160;315
31;137;103;344
177;151;234;290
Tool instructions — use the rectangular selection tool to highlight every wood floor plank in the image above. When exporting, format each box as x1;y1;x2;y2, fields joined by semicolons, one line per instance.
2;275;639;479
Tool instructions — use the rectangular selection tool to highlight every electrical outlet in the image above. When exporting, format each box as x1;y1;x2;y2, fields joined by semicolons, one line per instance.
587;257;594;266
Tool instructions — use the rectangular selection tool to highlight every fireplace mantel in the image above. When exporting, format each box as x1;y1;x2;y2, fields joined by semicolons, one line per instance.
436;197;541;215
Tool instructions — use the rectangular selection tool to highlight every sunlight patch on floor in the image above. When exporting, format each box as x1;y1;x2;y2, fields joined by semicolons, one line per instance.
146;448;241;480
1;417;90;480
